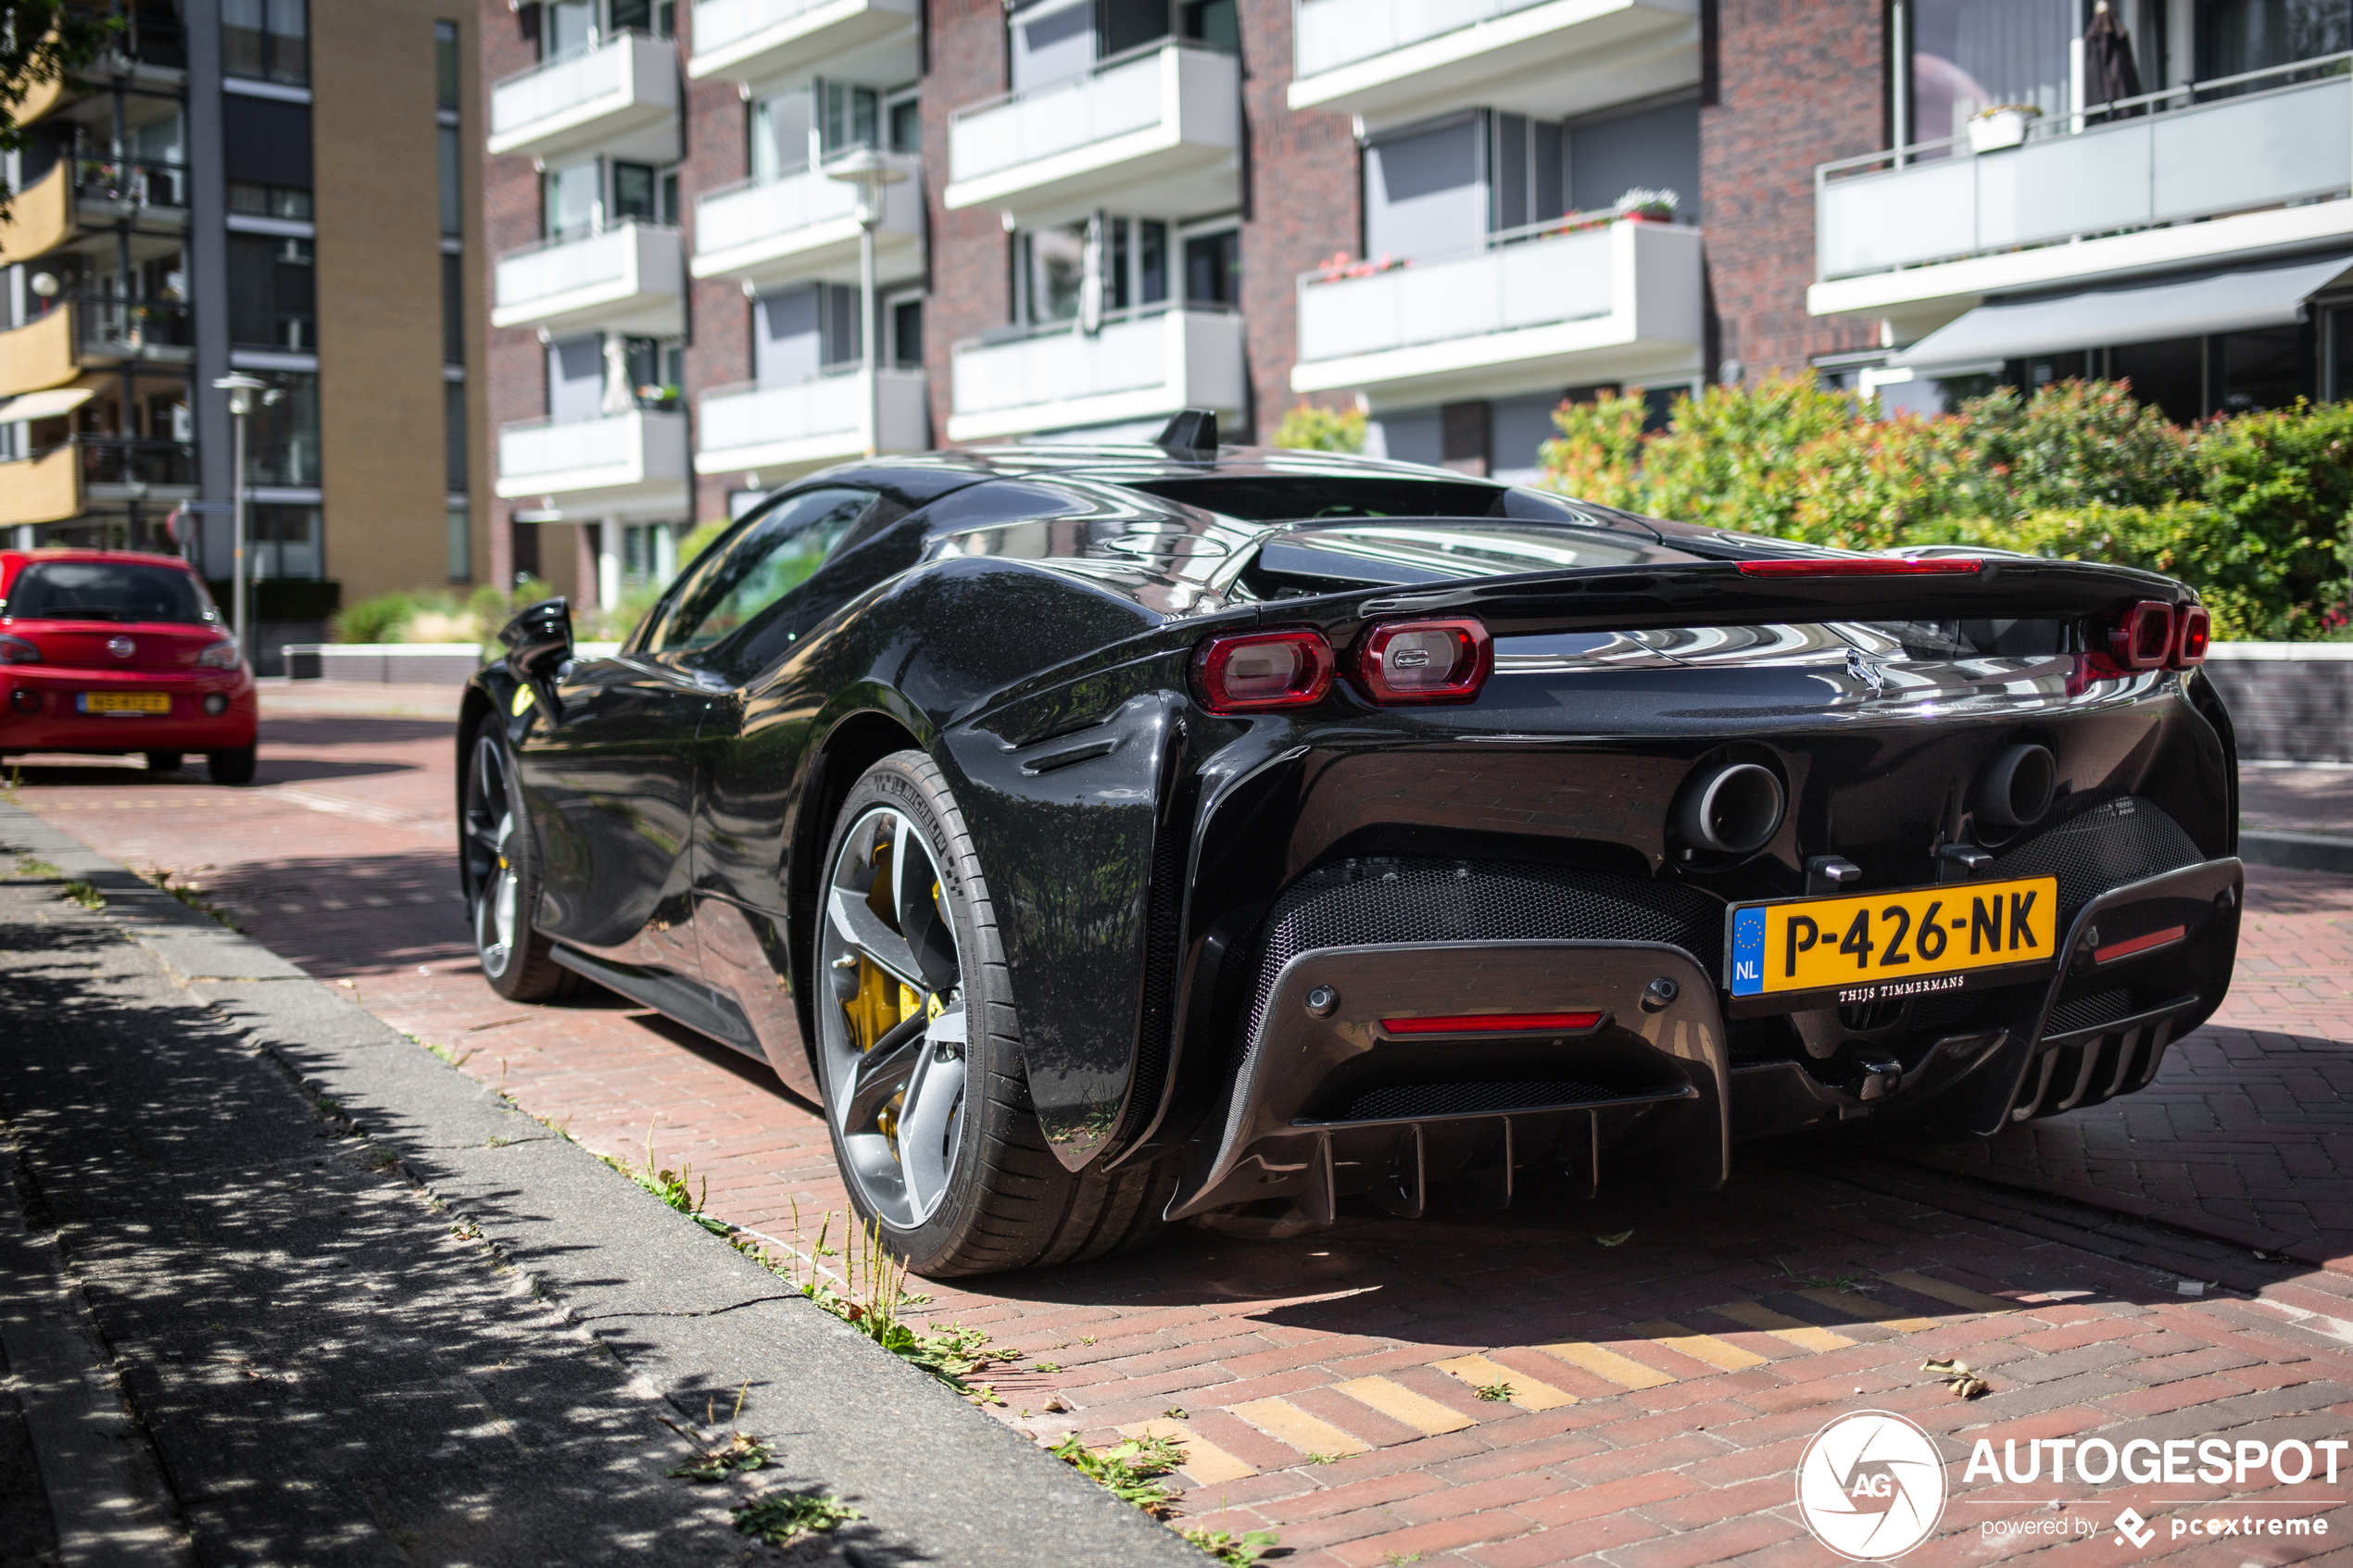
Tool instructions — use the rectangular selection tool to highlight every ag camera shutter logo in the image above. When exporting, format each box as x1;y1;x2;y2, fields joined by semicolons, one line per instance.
1795;1411;1947;1560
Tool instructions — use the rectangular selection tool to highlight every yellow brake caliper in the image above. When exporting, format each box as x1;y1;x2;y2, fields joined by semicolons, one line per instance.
840;836;937;1161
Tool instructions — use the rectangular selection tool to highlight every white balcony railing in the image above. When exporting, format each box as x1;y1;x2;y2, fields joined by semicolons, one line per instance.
687;0;918;82
492;223;685;336
497;408;689;503
690;154;924;286
1291;216;1704;398
696;369;928;474
948;307;1245;442
944;42;1239;222
1816;58;2353;283
488;31;679;161
1286;0;1696;119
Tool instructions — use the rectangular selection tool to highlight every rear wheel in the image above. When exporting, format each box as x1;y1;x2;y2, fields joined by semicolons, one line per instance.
460;721;575;1002
145;751;182;773
815;751;1170;1277
206;746;256;785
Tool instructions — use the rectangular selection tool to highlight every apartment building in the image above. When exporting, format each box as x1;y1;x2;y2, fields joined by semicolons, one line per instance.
477;0;2347;603
0;0;490;659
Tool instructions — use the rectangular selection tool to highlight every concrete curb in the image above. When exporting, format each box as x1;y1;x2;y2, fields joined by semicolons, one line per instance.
2241;831;2353;875
0;802;1202;1568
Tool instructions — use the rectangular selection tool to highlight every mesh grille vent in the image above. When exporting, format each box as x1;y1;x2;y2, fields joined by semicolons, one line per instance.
2046;987;2136;1037
1342;1079;1629;1121
1990;796;2203;915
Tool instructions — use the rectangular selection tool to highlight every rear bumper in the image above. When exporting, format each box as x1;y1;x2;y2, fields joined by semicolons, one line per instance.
1167;856;2242;1219
0;667;256;752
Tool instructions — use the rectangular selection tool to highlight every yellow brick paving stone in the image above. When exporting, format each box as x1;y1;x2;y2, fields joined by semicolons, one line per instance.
1705;1300;1857;1352
1534;1337;1679;1389
1227;1398;1370;1457
1795;1286;1940;1334
1430;1353;1578;1410
1332;1374;1478;1435
1627;1318;1771;1372
1878;1270;2020;1315
1115;1419;1257;1485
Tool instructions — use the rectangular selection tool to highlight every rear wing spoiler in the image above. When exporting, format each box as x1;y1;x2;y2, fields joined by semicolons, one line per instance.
1299;557;2191;639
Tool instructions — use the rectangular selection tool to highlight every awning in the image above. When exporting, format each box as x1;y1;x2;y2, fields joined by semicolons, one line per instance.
1891;255;2353;370
0;386;94;421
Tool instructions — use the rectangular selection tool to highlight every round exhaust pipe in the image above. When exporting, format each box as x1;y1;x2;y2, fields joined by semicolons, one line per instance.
1977;743;2057;829
1673;761;1786;855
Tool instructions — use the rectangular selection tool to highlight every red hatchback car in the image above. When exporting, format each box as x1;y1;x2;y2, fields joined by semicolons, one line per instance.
0;549;258;784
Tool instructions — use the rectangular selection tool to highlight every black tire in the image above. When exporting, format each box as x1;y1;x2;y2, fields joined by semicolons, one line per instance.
814;749;1171;1277
145;750;183;773
459;719;577;1002
206;745;256;785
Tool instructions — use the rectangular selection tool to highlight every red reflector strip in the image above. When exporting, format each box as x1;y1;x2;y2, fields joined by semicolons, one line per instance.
1736;558;1983;577
2094;924;2188;965
1380;1010;1604;1035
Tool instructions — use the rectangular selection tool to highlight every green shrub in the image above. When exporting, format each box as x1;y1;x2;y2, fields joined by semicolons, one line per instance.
679;519;731;569
1274;401;1368;454
331;592;426;644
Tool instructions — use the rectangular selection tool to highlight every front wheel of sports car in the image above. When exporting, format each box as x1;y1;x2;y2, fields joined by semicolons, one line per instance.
460;720;575;1002
817;751;1172;1276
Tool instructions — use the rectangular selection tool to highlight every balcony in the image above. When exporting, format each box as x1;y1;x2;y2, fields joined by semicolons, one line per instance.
0;445;81;526
1292;216;1702;402
1288;0;1696;128
697;369;928;479
686;0;919;85
944;42;1239;226
497;409;690;516
948;307;1245;442
492;223;685;337
1810;57;2353;331
488;32;680;164
78;437;195;503
0;157;189;268
0;298;194;400
690;155;923;290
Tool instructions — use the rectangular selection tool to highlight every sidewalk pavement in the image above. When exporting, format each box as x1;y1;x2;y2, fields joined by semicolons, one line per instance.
0;802;1199;1568
2238;763;2353;874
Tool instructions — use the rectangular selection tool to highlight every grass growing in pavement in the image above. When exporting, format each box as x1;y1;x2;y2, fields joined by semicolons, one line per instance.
1474;1382;1514;1401
1184;1527;1283;1566
731;1491;861;1544
59;880;103;910
1051;1432;1184;1517
138;865;238;929
14;858;60;879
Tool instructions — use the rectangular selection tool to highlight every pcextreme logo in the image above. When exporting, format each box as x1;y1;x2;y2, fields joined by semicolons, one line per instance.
1795;1411;1948;1561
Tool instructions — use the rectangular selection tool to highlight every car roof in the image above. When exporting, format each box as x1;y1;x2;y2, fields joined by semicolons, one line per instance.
2;547;198;570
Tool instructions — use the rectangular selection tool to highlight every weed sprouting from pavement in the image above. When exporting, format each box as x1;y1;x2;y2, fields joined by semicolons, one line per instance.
606;1131;732;1238
1302;1452;1340;1464
14;858;59;879
1030;1360;1063;1374
59;880;103;910
668;1386;773;1481
1051;1432;1183;1517
138;865;237;929
1182;1527;1281;1566
730;1491;860;1544
1474;1383;1515;1402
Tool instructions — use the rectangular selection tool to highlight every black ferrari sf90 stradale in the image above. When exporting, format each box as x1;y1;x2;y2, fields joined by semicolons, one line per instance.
457;413;2241;1277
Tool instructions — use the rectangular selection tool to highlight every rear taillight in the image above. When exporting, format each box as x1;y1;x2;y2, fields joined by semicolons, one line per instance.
2109;600;2174;671
1381;1010;1604;1035
1354;617;1492;705
195;640;241;670
1189;629;1335;713
0;633;39;664
1736;557;1982;578
2172;605;2211;668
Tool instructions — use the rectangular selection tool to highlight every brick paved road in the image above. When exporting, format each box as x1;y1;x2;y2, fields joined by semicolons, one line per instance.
15;694;2353;1567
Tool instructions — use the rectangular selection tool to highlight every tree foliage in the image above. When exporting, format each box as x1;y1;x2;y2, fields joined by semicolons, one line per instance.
0;4;117;216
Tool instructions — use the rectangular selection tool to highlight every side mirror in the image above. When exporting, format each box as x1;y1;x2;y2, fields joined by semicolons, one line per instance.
500;596;573;685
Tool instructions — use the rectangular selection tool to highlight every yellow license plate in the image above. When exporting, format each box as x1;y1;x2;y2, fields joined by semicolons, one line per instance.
81;691;170;714
1727;874;2059;1010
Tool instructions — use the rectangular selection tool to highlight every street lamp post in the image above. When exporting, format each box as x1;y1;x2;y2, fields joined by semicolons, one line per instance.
821;147;910;458
214;373;265;665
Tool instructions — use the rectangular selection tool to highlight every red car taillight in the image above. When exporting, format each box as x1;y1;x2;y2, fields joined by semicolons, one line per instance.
1736;557;1982;578
1381;1010;1604;1035
1189;629;1335;713
0;633;40;664
1354;617;1492;705
2172;604;2211;668
2109;600;2174;671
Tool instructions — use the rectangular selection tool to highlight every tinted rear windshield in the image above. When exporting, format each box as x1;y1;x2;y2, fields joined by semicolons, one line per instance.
6;561;215;623
1240;521;1703;597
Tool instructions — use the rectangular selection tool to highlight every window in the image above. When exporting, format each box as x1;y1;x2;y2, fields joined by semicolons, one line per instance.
227;234;316;351
1180;0;1237;45
224;0;308;85
544;0;595;56
245;372;321;487
751;87;811;181
435;19;461;108
612;160;660;223
1365;117;1484;259
1184;228;1239;307
754;285;861;385
1009;0;1096;92
888;296;923;368
544;160;598;239
819;81;879;155
228;182;312;220
2199;0;2350;77
887;94;920;155
445;381;470;491
438;125;462;235
441;252;464;364
1906;0;2071;150
623;338;683;406
250;505;322;581
447;504;472;583
8;560;213;622
648;487;875;652
1022;222;1086;324
610;0;677;36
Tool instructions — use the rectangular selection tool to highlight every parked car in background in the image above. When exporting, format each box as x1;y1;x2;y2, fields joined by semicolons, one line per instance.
0;549;258;784
454;417;2241;1277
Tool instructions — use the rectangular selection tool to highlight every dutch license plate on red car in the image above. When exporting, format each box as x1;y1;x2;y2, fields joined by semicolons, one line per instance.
1725;875;2058;1014
78;691;171;716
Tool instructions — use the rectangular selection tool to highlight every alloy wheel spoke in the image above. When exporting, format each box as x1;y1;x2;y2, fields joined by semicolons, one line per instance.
844;1012;929;1130
826;885;927;994
899;1046;965;1213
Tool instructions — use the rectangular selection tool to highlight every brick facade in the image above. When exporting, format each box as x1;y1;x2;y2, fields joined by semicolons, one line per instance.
1697;0;1886;380
479;0;556;595
920;0;1013;447
680;16;751;526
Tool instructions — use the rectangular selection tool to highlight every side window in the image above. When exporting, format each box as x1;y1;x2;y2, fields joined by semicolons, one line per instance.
648;487;875;653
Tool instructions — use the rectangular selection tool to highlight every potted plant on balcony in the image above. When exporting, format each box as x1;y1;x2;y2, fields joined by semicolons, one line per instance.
1967;104;2041;153
1616;188;1679;223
